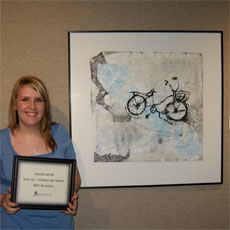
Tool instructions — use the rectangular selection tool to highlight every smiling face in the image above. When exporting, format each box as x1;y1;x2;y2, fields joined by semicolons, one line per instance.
15;85;45;129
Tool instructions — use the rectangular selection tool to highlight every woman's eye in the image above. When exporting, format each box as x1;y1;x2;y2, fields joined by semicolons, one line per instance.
21;98;29;102
36;98;44;102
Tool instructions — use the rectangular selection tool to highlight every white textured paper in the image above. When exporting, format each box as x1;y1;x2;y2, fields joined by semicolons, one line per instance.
16;161;70;204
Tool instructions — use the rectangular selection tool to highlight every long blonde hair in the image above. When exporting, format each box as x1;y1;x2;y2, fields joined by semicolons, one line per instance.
8;75;57;152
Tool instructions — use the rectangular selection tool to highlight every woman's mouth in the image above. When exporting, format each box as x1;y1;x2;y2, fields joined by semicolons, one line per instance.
26;112;37;116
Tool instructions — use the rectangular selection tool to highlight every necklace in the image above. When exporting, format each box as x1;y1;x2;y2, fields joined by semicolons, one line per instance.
12;128;44;156
34;150;39;156
33;137;42;156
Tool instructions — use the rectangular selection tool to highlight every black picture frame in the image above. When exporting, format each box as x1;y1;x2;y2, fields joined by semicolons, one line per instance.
68;31;223;188
11;156;76;210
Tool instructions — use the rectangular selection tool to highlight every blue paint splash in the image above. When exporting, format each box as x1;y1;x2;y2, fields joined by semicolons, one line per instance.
97;64;129;95
173;125;202;158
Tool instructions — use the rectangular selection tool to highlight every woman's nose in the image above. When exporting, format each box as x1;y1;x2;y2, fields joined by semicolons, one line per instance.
29;100;36;109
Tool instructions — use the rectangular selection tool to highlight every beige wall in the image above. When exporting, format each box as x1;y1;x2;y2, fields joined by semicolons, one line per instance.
1;1;229;229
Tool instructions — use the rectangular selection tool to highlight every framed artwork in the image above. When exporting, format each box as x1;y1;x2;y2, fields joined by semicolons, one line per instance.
68;31;223;188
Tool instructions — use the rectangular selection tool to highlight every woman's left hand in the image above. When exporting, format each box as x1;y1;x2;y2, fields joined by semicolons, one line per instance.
60;192;78;216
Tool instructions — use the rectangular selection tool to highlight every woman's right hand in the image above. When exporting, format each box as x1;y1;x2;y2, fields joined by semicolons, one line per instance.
1;187;20;214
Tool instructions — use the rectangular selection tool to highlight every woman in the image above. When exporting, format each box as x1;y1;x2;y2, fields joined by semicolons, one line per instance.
0;76;81;229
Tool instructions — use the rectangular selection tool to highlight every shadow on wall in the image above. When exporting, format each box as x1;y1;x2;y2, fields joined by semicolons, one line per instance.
51;106;69;132
74;189;110;229
51;106;111;228
51;105;87;183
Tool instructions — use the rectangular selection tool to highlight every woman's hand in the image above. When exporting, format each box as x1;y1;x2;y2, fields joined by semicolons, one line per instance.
60;192;78;216
1;187;20;214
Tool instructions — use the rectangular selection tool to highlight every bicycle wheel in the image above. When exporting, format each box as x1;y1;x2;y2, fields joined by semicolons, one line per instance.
165;102;187;121
127;95;146;116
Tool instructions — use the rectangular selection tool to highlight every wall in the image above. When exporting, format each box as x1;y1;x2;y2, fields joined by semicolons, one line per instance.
1;1;229;229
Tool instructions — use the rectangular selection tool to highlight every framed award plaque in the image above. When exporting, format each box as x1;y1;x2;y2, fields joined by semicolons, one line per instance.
11;156;76;210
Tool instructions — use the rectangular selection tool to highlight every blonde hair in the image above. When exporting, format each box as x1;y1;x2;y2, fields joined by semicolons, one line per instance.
8;75;57;152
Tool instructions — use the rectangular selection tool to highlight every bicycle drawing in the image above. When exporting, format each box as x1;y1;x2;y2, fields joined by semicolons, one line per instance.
126;77;190;124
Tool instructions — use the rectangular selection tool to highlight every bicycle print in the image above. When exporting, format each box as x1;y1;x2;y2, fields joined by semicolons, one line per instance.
126;77;190;124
